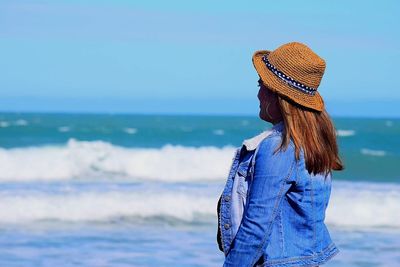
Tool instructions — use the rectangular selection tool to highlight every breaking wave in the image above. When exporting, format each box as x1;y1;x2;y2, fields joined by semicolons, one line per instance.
0;139;236;182
0;180;399;230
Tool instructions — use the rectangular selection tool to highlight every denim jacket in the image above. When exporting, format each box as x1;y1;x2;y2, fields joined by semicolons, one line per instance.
217;121;339;267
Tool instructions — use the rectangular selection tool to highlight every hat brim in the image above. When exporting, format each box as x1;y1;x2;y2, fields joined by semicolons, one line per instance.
252;50;324;112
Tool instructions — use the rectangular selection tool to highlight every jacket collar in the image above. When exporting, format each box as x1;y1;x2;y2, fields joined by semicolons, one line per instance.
242;121;284;151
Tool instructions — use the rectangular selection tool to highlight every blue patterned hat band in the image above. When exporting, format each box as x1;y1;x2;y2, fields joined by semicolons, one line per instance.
262;55;317;95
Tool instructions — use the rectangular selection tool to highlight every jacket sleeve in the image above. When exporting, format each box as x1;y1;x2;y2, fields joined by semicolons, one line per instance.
223;136;296;267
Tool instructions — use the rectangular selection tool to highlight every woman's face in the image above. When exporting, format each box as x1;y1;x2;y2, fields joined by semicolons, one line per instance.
257;78;283;124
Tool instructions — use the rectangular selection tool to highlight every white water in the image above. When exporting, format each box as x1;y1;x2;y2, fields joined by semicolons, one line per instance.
336;129;355;137
0;190;215;224
327;181;400;229
0;180;399;230
0;140;398;230
0;139;237;182
361;148;387;157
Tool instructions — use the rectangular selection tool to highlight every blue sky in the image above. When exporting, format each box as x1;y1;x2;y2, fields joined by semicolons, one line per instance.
0;0;399;117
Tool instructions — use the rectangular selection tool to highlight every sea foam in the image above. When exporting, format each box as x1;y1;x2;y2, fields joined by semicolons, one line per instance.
336;129;355;137
0;139;236;182
327;181;400;229
0;190;215;224
0;181;398;229
361;148;386;157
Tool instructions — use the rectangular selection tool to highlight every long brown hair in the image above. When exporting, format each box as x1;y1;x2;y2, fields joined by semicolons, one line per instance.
277;96;344;175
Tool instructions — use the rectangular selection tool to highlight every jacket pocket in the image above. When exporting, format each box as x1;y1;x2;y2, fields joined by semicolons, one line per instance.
236;163;250;197
237;177;248;197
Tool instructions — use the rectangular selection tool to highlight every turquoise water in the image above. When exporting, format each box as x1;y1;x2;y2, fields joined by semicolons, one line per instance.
0;112;399;266
1;113;398;182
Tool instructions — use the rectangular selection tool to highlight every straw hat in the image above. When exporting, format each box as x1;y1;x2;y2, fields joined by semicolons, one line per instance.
252;42;326;111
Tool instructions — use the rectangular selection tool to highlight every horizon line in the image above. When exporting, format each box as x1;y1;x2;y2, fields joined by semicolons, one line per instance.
0;110;399;120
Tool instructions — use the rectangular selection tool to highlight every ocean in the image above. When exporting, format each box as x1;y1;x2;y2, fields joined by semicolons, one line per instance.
0;112;399;267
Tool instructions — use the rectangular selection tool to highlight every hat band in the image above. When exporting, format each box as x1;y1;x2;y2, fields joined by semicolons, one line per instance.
262;55;317;95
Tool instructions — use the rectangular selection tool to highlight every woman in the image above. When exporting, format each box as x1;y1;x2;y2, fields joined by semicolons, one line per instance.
217;42;343;267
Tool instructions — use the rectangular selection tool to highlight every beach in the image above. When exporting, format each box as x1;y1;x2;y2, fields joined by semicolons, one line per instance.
0;113;399;267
